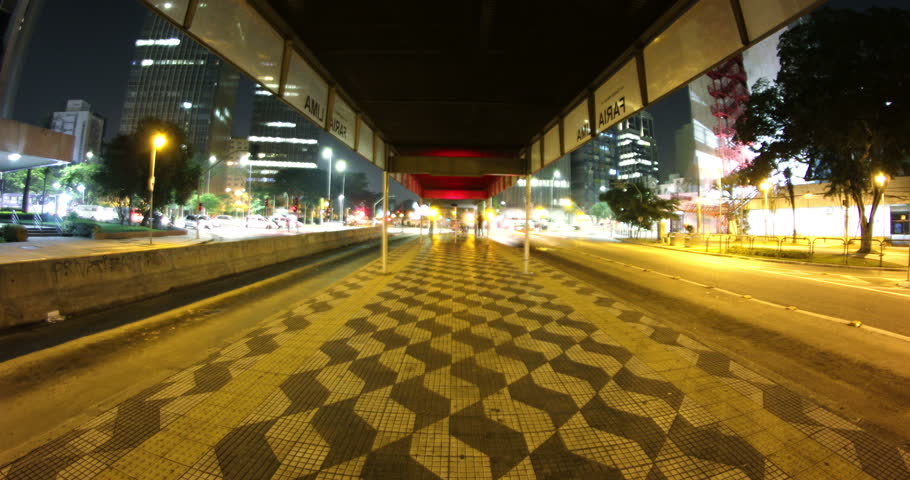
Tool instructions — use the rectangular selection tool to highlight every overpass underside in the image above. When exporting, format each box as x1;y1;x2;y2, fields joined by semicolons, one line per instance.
138;0;825;202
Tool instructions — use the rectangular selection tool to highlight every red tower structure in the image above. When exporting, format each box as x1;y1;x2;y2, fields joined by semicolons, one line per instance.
707;55;751;175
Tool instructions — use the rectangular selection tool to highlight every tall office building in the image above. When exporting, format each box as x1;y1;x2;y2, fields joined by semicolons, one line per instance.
614;111;659;188
207;138;249;195
247;88;322;186
50;100;104;163
569;130;616;209
118;12;237;161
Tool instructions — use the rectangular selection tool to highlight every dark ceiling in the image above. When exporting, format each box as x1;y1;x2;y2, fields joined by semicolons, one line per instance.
261;0;680;154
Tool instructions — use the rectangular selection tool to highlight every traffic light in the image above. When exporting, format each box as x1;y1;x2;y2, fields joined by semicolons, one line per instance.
265;197;270;214
294;196;300;213
197;202;203;212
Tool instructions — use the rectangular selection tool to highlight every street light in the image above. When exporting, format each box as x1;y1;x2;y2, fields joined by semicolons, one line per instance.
52;182;62;215
85;151;94;161
336;159;347;223
76;184;86;202
551;170;561;208
148;133;167;245
875;172;889;239
322;148;333;223
759;180;771;236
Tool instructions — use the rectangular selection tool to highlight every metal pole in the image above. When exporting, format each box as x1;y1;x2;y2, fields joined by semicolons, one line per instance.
195;183;200;240
382;171;389;274
148;148;157;245
326;153;332;223
524;174;532;275
340;172;346;224
763;191;769;236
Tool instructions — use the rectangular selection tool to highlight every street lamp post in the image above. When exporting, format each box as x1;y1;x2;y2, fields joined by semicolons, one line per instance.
551;170;561;210
148;133;167;245
336;160;347;224
52;182;61;216
875;173;888;240
205;155;217;193
759;181;771;236
76;184;86;203
322;148;333;223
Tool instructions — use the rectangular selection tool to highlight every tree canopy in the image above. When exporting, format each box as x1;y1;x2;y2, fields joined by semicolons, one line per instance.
95;118;201;211
599;183;677;231
734;7;910;251
589;202;613;223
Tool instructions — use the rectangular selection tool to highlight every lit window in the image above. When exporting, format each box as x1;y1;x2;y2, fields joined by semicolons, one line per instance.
136;38;181;47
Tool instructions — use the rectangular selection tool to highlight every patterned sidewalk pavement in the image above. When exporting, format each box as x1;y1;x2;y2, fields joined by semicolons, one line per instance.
2;237;908;480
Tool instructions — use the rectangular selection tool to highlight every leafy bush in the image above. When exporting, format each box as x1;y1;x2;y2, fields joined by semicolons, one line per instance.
63;218;101;237
0;224;28;242
727;245;810;260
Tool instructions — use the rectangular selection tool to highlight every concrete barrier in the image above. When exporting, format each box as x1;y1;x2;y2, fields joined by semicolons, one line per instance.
0;227;381;329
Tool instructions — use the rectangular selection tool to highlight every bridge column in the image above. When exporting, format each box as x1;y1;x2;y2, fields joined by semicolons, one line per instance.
382;171;389;274
524;173;532;274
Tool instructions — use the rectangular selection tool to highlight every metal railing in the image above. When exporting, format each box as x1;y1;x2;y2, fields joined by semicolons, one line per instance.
665;233;892;267
0;210;64;235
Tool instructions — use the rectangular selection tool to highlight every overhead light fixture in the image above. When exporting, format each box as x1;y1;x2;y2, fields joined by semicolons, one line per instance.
264;121;296;128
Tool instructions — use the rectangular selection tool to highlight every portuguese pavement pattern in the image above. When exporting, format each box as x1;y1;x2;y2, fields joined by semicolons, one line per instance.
1;236;908;480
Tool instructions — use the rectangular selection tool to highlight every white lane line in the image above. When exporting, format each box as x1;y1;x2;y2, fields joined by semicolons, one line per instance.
839;275;873;285
755;268;910;299
553;247;910;343
599;242;910;299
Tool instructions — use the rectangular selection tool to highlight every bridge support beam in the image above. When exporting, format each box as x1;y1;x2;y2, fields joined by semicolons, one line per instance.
382;171;389;274
524;173;531;275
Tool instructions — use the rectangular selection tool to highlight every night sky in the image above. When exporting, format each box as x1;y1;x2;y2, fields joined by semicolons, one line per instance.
11;0;908;193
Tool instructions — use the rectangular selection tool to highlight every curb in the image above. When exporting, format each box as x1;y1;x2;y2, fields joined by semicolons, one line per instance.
0;236;414;376
623;240;906;272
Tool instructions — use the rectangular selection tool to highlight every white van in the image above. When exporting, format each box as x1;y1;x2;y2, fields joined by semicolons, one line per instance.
72;205;116;222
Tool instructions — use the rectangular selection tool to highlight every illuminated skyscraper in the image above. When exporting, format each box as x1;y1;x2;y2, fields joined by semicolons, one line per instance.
614;111;659;188
247;88;322;185
118;12;237;160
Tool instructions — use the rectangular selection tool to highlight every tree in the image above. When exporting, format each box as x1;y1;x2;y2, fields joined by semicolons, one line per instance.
734;8;910;253
599;182;678;232
188;193;222;213
589;202;613;223
95;119;201;225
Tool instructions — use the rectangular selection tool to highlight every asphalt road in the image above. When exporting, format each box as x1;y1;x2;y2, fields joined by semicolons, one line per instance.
493;231;910;446
521;233;910;338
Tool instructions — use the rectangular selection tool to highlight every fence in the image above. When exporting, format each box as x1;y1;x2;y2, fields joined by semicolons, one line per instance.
665;233;888;267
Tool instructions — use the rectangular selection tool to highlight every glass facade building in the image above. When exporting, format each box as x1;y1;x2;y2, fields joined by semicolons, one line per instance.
118;12;237;160
247;88;323;186
569;130;616;210
614;111;659;188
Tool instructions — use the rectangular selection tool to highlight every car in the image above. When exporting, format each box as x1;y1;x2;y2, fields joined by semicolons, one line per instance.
128;208;143;224
213;215;242;228
183;214;213;229
269;214;303;229
244;214;279;229
72;205;116;222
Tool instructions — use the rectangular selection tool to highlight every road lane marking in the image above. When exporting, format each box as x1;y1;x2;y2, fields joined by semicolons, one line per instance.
540;246;910;343
583;240;910;299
